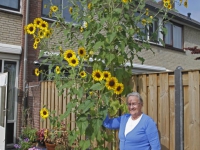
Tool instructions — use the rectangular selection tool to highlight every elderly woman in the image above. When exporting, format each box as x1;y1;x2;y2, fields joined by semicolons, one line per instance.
103;92;161;150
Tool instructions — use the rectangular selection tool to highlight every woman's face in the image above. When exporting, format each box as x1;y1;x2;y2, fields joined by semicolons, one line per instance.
127;95;143;117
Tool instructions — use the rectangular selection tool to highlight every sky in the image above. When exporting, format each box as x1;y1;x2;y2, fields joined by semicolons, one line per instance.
175;0;200;22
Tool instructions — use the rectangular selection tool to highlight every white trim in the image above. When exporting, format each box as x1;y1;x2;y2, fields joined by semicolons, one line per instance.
0;43;22;54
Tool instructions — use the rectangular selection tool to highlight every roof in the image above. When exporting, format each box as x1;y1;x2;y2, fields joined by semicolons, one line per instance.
145;0;200;30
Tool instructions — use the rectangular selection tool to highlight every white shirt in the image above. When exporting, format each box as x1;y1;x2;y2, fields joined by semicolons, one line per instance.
124;114;143;136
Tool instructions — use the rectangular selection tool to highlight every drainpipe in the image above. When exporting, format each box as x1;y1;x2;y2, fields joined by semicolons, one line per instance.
23;0;30;127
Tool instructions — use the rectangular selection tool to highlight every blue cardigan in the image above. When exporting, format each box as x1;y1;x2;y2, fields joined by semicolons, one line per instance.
103;113;161;150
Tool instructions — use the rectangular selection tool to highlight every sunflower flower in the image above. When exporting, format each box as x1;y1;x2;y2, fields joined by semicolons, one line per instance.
122;0;129;3
141;19;147;26
79;71;86;78
69;7;73;14
145;8;149;16
168;3;172;10
33;42;38;50
40;108;49;119
78;47;86;57
114;83;124;95
50;5;58;12
163;0;170;2
44;29;51;38
40;20;48;30
38;30;46;39
34;37;40;43
88;3;92;10
92;70;103;81
55;66;60;74
105;77;118;90
68;56;79;67
184;0;188;8
33;18;43;28
163;2;169;8
103;71;111;80
63;49;76;61
35;68;40;76
26;23;36;35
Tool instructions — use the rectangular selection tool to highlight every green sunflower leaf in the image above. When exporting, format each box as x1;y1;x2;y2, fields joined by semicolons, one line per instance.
90;83;104;90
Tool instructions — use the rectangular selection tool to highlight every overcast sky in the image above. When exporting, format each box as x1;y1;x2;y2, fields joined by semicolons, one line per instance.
175;0;200;22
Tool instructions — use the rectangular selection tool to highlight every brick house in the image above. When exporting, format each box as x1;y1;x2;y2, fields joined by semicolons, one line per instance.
0;0;200;149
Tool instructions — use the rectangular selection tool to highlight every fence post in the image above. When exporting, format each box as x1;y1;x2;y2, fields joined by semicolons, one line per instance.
174;66;184;150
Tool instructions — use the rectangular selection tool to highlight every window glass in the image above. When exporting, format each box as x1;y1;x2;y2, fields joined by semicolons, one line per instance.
173;25;182;49
164;22;182;49
0;0;20;11
164;22;172;45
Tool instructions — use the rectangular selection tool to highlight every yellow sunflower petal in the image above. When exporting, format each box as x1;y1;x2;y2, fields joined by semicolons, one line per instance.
105;77;118;90
78;47;86;57
68;56;79;67
55;66;60;74
40;108;49;119
63;49;76;61
92;70;103;81
26;23;36;35
103;71;111;80
114;83;124;95
79;71;86;78
34;68;40;76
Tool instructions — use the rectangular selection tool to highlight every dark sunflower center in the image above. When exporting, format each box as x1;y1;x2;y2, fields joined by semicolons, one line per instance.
80;50;83;54
96;73;101;78
42;24;46;28
72;59;76;64
109;80;115;86
104;74;108;78
37;21;40;25
67;53;72;58
43;111;47;115
117;86;121;91
30;27;34;31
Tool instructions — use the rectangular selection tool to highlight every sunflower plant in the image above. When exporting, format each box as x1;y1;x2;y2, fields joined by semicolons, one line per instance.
24;0;183;149
39;107;69;149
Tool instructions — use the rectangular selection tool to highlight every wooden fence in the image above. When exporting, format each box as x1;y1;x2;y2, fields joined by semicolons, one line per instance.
40;69;200;150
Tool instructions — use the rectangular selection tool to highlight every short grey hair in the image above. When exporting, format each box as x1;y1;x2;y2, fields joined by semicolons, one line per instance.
126;92;143;104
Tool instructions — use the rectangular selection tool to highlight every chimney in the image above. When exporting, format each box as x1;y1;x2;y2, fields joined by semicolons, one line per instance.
187;13;191;19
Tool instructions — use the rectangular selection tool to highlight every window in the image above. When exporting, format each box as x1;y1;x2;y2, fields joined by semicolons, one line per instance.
164;22;183;49
134;16;159;43
42;0;80;23
0;0;20;11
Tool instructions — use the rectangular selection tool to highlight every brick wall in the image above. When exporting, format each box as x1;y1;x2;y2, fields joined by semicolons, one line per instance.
0;11;22;45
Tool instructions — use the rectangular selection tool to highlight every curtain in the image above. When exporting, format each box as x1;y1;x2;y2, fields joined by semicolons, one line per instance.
164;23;172;45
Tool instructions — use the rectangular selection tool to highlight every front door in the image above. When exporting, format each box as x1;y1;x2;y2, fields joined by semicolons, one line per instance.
0;72;8;150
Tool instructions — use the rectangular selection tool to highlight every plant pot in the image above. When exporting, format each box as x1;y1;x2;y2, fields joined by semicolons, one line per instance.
45;142;56;150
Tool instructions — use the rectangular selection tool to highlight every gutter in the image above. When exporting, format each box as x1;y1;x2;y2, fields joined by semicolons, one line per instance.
23;0;29;126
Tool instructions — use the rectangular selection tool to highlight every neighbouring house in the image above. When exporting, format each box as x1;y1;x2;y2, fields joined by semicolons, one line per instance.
0;0;200;149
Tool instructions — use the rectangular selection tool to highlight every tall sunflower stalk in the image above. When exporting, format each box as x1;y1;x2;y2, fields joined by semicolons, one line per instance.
24;0;178;149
